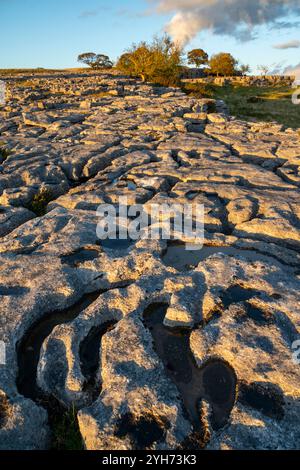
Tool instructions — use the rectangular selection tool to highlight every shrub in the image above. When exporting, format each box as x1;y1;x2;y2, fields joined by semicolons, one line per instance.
116;35;183;87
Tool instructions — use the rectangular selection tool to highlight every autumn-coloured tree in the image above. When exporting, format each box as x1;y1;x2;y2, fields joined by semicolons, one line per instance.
116;36;183;86
187;49;208;68
77;52;113;69
209;52;238;77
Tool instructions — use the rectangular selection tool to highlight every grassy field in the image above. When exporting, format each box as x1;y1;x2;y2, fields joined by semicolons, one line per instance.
211;85;299;129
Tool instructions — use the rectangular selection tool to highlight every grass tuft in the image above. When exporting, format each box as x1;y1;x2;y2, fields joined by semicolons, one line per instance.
51;404;84;450
27;188;53;216
0;146;11;163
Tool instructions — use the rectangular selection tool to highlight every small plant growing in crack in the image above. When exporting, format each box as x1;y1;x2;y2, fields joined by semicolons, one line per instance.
27;188;53;216
0;146;11;163
51;403;84;450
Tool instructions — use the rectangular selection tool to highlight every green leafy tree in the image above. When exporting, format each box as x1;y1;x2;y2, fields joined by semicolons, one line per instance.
209;52;238;77
77;52;113;69
116;35;182;86
187;49;208;68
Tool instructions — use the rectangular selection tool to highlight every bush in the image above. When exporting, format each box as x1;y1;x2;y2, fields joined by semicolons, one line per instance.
116;35;183;87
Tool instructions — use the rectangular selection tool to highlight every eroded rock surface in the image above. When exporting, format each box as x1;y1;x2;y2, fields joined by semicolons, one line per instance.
0;70;299;450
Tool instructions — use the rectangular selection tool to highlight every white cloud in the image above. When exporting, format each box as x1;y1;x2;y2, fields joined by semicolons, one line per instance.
284;62;300;79
149;0;300;46
273;40;300;49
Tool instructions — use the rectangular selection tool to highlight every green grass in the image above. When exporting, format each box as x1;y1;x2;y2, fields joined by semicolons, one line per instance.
26;188;53;216
0;147;11;163
51;405;84;450
210;85;299;129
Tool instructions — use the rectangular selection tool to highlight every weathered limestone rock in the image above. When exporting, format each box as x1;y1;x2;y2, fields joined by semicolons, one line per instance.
0;205;35;236
0;70;299;450
227;198;257;225
190;255;300;449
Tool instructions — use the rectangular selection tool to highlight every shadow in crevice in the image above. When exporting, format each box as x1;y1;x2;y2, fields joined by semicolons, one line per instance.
162;242;287;272
16;290;103;401
239;381;285;421
220;285;262;309
115;412;168;450
0;285;30;296
15;291;110;449
80;321;117;400
61;247;101;267
143;303;237;432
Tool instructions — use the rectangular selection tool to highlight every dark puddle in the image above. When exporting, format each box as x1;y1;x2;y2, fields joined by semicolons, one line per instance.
100;237;133;252
17;290;102;401
162;242;285;272
80;321;116;399
143;304;237;431
239;382;285;420
61;248;101;267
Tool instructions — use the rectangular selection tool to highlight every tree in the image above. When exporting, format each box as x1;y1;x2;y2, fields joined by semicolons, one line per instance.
116;35;182;86
208;52;238;77
258;65;270;76
77;52;113;69
187;49;208;68
240;64;251;76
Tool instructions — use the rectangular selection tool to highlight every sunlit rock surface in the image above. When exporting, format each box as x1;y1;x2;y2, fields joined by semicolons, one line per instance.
0;71;299;450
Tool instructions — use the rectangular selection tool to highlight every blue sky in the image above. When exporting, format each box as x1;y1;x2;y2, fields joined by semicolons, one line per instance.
0;0;299;75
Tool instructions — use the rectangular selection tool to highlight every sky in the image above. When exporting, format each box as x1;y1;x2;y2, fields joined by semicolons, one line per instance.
0;0;300;76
